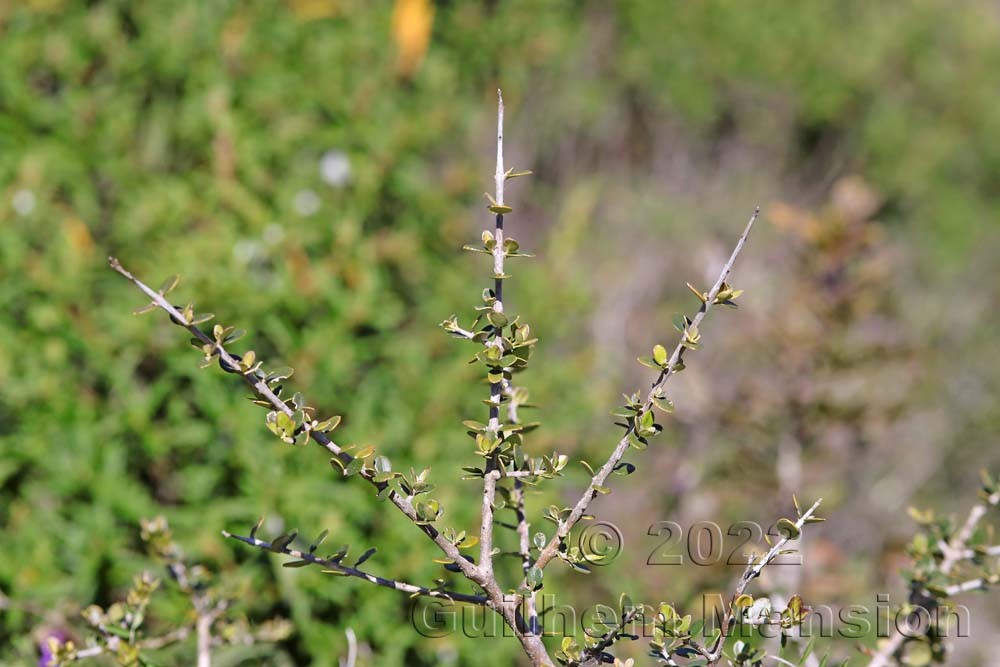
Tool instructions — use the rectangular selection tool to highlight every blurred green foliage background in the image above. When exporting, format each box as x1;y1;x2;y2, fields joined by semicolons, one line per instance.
2;0;1000;665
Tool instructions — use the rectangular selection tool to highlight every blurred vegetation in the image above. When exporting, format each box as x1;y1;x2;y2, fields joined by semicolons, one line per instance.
2;0;1000;665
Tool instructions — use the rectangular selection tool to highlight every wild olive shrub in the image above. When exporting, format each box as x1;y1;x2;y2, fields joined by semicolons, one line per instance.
57;93;997;667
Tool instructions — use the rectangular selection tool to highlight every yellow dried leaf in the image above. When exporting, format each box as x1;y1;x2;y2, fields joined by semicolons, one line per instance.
391;0;434;77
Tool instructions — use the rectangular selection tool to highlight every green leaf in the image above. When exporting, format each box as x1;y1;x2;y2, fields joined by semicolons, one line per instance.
309;529;329;553
270;531;297;552
265;367;294;383
776;518;801;539
354;445;375;459
637;356;660;369
653;344;668;366
901;641;932;667
223;328;246;344
354;547;377;568
315;416;342;432
344;457;365;477
652;396;674;413
275;411;295;435
487;311;508;328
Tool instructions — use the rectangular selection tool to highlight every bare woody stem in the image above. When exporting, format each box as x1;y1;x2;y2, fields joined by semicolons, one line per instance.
525;207;760;582
507;380;539;636
195;600;225;667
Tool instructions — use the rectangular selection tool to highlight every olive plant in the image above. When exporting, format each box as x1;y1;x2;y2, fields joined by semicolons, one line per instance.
100;93;998;667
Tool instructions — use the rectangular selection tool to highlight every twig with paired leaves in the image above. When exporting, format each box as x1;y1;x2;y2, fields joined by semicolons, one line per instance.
223;529;487;604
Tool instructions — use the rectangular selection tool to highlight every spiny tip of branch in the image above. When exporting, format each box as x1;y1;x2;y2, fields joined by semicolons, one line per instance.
108;256;123;271
753;205;760;215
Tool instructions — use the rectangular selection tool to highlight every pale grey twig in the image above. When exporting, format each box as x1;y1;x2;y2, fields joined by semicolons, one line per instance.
952;544;1000;559
196;600;226;667
340;628;358;667
940;491;1000;573
942;578;989;596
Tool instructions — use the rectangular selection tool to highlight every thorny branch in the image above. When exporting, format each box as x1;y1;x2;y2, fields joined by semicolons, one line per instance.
478;89;508;583
524;207;760;586
704;499;823;665
107;259;482;587
223;531;488;604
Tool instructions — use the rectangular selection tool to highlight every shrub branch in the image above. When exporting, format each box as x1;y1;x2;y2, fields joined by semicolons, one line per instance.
223;531;488;604
526;206;759;582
